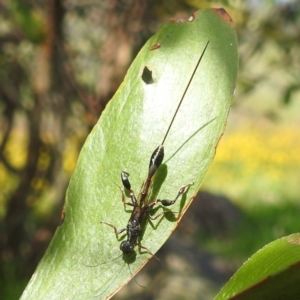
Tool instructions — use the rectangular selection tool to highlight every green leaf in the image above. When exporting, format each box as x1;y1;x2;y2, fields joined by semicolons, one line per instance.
21;8;238;300
215;233;300;300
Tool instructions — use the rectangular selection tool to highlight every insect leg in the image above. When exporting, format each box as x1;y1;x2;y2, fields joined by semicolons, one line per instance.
136;237;157;258
158;183;193;207
115;182;135;207
146;210;174;221
120;171;138;205
146;183;193;210
144;183;193;220
101;221;126;238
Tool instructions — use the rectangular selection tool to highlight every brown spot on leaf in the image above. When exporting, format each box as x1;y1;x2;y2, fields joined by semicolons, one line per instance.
287;235;300;245
60;209;65;225
212;8;233;25
188;11;198;22
168;17;177;23
168;17;185;24
150;43;161;50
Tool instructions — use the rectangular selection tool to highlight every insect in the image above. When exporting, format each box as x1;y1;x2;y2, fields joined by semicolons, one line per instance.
101;40;210;256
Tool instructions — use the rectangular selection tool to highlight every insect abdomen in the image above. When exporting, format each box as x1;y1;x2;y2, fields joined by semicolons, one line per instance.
148;145;164;177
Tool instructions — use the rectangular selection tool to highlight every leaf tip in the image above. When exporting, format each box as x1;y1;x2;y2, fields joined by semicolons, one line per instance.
211;8;234;26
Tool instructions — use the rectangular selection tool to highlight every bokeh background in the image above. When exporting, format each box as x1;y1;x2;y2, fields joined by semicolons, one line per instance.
0;0;299;299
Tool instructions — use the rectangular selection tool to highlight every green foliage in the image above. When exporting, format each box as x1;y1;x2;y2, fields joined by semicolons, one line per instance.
20;9;238;300
200;201;300;260
215;234;300;300
9;0;45;43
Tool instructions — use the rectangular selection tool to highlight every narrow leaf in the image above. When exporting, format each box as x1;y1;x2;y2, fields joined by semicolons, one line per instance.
21;8;238;300
215;233;300;300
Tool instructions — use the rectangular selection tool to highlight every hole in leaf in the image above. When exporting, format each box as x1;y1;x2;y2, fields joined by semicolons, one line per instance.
142;67;154;84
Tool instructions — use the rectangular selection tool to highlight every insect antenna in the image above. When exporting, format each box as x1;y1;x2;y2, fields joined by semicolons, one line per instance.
149;41;209;176
83;253;123;268
161;40;210;146
84;253;145;298
126;262;145;289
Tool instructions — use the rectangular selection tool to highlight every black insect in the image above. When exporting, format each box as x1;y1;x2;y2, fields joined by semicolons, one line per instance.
102;41;210;256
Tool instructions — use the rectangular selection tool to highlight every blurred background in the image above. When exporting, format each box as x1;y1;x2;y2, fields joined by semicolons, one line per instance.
0;0;299;299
